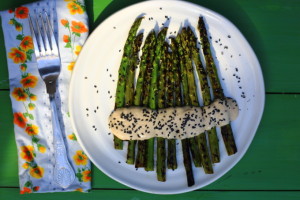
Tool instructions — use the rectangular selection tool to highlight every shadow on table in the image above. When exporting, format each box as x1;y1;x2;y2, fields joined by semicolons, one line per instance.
0;0;36;11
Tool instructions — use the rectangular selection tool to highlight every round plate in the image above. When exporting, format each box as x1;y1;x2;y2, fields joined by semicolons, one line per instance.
69;0;265;194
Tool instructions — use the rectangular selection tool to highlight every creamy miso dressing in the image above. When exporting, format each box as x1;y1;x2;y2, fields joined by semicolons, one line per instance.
108;97;239;140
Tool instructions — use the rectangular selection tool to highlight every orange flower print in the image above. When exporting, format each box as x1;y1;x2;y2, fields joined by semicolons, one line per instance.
15;23;23;32
29;166;44;179
67;2;84;15
74;45;82;55
20;36;34;51
68;62;75;71
8;9;14;14
75;188;83;192
15;6;29;19
82;170;91;182
63;35;71;43
61;19;69;27
22;162;29;169
13;112;28;128
28;103;35;110
8;48;27;64
38;145;46;153
20;145;34;162
71;21;88;34
73;150;88;165
29;94;37;101
12;87;28;101
33;186;40;192
25;124;39;136
20;64;27;71
68;133;77;141
20;74;38;88
20;187;32;194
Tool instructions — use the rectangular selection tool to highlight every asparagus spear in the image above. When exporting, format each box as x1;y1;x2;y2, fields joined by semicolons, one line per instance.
175;29;202;167
146;27;168;171
135;31;157;168
114;17;144;149
187;27;220;163
125;33;144;164
165;43;177;170
198;17;237;155
170;36;194;186
156;41;169;182
181;27;213;174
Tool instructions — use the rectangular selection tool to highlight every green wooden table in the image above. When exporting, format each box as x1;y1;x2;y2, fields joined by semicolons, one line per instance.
0;0;299;199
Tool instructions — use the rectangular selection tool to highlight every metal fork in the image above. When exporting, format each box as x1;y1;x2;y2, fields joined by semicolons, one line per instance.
29;12;75;188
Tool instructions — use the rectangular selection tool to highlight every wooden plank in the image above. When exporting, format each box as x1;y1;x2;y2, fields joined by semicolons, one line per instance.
1;91;300;190
207;94;300;190
0;188;300;200
0;25;9;89
0;91;19;186
0;0;35;10
232;1;300;93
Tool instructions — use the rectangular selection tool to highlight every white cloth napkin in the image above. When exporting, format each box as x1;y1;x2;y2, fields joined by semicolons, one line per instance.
1;0;91;193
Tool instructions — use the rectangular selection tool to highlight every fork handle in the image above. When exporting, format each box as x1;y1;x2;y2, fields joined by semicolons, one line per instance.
50;95;75;188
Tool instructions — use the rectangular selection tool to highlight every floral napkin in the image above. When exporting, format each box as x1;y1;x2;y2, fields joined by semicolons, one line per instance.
1;0;91;194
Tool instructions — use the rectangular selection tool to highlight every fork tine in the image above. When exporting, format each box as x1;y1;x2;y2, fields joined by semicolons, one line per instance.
39;12;51;56
28;14;40;57
43;12;59;56
33;13;46;57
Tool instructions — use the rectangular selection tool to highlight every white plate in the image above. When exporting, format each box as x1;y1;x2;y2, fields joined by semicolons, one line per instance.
69;0;265;194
